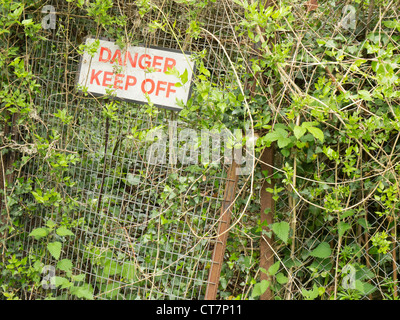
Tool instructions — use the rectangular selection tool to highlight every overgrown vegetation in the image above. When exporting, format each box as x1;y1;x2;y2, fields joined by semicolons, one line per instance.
1;0;400;300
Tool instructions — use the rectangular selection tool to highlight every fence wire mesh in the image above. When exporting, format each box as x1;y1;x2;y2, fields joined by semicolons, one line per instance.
17;0;252;300
2;0;400;300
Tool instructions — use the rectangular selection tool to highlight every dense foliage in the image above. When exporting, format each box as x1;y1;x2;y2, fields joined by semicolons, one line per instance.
1;0;400;300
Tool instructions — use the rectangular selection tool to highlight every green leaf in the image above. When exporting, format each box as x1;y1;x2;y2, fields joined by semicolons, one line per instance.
56;226;74;237
306;126;324;143
277;131;291;148
12;5;23;18
281;148;290;157
355;280;376;295
275;272;288;284
164;66;180;77
21;19;33;26
100;282;121;299
338;222;351;238
47;241;62;260
33;261;44;272
293;125;307;140
103;259;120;276
310;242;331;259
340;210;355;219
120;261;137;281
57;259;73;272
199;65;210;77
277;137;292;149
358;90;373;101
357;218;370;230
301;121;319;128
264;128;291;148
29;228;49;239
180;69;188;84
71;274;86;282
46;220;57;229
268;261;280;276
383;20;398;29
264;132;279;143
271;221;290;244
220;277;228;290
54;276;71;289
251;280;270;298
126;173;141;186
301;284;319;300
70;284;94;300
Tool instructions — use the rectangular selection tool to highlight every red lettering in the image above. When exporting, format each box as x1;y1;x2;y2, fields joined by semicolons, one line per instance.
138;54;151;69
114;73;124;90
152;56;163;72
102;71;113;87
125;75;137;90
166;82;176;98
155;81;167;96
99;47;111;62
163;58;176;73
141;79;155;94
111;49;123;66
126;51;138;68
90;69;102;85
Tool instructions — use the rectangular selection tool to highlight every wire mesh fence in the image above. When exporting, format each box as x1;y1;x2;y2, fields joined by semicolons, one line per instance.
2;0;400;300
16;0;253;300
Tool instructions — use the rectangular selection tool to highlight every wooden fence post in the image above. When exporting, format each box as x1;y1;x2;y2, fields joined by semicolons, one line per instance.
259;145;275;300
205;161;238;300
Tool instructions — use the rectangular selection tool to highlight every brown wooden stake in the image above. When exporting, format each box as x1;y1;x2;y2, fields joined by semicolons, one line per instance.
205;161;238;300
259;145;275;300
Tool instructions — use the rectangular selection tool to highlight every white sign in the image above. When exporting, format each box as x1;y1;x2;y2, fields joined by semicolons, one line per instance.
77;38;195;111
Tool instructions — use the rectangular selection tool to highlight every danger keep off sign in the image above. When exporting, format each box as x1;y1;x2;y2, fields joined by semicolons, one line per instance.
77;38;195;111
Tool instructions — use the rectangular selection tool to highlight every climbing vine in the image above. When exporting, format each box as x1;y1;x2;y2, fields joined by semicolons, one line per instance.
1;0;400;300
